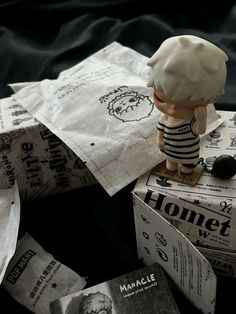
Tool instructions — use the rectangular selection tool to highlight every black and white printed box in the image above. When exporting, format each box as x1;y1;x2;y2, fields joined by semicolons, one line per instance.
133;110;236;277
50;262;180;314
0;96;97;202
132;193;216;314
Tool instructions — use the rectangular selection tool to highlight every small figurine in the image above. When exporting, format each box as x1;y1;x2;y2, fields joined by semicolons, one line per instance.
147;35;228;175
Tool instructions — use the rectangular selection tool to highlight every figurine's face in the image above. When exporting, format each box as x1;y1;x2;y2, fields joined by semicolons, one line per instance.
153;88;207;120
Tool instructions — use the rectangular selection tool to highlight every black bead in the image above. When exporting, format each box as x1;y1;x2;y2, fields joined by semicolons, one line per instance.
211;155;236;179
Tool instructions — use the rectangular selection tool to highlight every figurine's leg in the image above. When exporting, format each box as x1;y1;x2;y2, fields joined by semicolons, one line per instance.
166;159;178;172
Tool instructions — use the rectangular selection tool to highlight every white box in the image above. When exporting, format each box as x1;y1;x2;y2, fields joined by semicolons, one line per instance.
133;110;236;277
132;193;216;314
0;97;97;202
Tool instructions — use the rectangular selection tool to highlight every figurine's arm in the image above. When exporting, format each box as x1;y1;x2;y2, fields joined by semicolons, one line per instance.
156;114;165;149
194;106;207;135
156;129;165;149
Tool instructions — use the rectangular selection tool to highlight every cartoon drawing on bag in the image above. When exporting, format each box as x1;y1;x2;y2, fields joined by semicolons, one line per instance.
107;91;154;122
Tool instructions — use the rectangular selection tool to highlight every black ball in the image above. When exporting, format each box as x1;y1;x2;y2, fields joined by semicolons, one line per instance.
211;155;236;179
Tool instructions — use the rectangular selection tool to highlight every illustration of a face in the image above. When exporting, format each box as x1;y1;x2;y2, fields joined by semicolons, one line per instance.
230;114;236;125
107;91;153;122
210;130;221;139
230;133;236;146
153;88;207;120
79;292;112;314
0;134;12;153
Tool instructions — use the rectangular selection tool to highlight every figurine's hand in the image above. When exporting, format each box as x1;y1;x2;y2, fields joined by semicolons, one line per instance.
194;106;207;134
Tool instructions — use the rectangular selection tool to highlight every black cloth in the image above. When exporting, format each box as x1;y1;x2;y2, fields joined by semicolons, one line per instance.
0;1;235;313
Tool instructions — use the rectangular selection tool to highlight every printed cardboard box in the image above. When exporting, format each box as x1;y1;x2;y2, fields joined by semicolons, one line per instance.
132;193;216;314
134;110;236;277
0;97;97;202
50;263;180;314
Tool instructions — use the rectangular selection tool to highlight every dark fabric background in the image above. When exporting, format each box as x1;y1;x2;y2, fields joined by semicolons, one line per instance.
0;1;235;313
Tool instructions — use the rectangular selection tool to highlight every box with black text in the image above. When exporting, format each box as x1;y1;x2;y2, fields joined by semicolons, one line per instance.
0;96;96;202
134;110;236;277
50;263;180;314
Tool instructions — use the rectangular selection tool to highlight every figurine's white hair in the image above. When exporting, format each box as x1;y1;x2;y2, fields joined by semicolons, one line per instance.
147;35;228;102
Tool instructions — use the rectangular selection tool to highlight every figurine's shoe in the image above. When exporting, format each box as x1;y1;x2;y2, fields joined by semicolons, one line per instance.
181;166;193;174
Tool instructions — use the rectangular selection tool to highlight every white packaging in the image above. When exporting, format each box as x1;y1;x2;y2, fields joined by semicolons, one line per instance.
2;233;87;314
134;110;236;277
0;183;20;284
13;42;163;196
133;193;216;314
0;97;97;202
